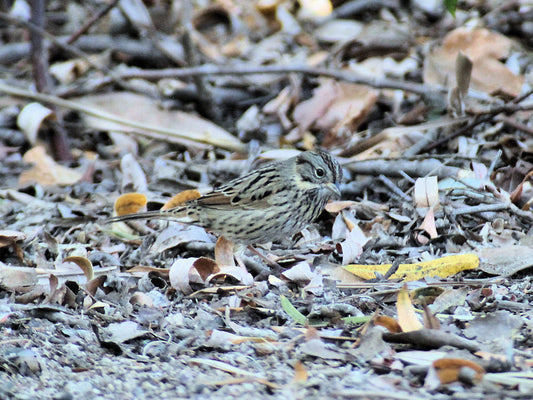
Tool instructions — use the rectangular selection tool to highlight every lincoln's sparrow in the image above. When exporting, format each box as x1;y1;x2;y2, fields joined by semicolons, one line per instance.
109;151;342;244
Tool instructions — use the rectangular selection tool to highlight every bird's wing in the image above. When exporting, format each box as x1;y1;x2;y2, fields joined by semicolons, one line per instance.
195;168;282;210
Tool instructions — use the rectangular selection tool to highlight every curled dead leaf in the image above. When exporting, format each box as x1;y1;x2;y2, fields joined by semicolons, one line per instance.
373;315;402;333
162;190;201;210
114;193;147;216
17;102;55;144
63;256;94;281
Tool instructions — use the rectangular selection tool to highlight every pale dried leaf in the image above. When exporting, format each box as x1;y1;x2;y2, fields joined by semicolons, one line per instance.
169;258;205;294
478;246;533;276
419;208;438;239
19;146;82;187
16;103;54;145
207;267;254;286
120;153;147;193
414;176;440;209
76;92;244;151
215;236;236;267
281;261;314;283
150;225;211;253
424;28;524;96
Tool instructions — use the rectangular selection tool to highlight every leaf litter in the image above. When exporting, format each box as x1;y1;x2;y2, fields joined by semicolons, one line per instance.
0;1;533;399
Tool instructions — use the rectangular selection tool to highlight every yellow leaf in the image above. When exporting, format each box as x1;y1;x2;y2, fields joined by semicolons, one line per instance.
373;315;402;333
397;285;423;332
343;254;479;281
293;361;308;383
63;256;94;281
162;189;201;210
114;193;147;216
433;358;485;384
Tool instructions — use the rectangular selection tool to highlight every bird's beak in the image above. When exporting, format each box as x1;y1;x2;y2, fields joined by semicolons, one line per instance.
326;182;341;199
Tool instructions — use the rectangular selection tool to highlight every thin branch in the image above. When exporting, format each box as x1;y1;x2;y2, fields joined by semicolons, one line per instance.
0;81;245;152
115;64;445;96
67;0;120;44
30;0;71;161
0;11;135;93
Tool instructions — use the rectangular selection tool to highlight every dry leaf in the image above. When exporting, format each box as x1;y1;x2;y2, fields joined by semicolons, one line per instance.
76;92;244;152
477;246;533;276
344;254;479;281
215;236;236;267
281;261;314;283
397;285;423;332
324;200;359;213
63;256;94;281
292;360;308;383
373;315;402;333
293;79;338;132
0;230;26;248
16;102;55;144
419;207;438;240
298;0;332;18
0;265;37;288
19;146;82;187
424;27;524;96
207;267;254;286
150;225;211;253
414;176;440;209
114;193;147;216
120;153;147;193
433;358;485;384
162;190;201;210
422;304;441;330
169;257;219;294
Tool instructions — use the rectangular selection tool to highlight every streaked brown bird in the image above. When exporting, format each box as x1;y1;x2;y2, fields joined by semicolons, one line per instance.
108;150;342;244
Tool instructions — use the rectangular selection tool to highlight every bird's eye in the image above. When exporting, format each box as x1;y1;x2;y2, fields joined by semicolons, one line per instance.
315;168;325;177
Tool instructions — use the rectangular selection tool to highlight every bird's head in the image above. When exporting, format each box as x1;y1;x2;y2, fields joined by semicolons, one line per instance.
293;151;342;199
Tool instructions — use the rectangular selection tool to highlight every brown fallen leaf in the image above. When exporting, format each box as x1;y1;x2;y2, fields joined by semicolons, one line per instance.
19;146;82;187
424;27;524;96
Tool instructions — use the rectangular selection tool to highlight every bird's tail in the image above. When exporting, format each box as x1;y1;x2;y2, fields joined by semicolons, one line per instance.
107;207;188;224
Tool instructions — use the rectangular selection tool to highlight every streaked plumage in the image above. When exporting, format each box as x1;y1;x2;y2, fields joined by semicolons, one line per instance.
109;151;342;244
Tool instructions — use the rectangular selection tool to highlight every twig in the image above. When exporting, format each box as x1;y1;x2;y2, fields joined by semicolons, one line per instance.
115;64;445;96
498;115;533;136
180;2;220;121
424;90;533;152
30;0;71;161
345;158;461;178
0;81;245;152
0;11;136;93
30;1;52;93
423;115;490;151
66;0;120;44
450;203;510;216
378;174;412;202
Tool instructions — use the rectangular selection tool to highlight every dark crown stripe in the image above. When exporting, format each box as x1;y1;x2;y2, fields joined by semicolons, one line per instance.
318;151;341;183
